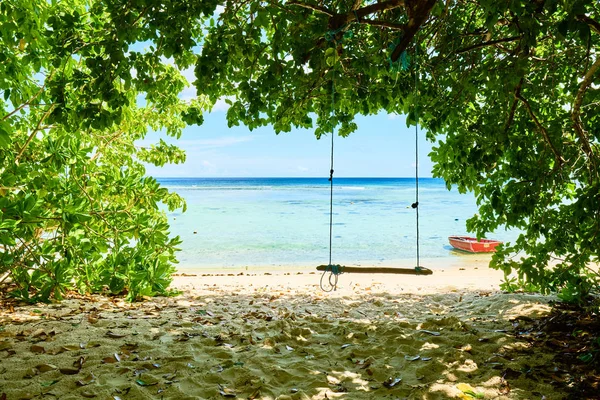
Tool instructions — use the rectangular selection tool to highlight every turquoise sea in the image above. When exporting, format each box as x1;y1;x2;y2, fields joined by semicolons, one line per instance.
158;177;516;269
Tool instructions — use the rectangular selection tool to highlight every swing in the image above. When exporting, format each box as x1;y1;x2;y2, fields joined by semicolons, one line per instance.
319;31;433;292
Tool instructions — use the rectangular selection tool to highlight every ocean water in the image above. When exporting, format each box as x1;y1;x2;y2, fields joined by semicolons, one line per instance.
158;177;515;269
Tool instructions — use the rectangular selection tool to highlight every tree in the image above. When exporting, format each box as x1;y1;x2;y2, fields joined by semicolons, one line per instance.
194;0;600;301
0;0;216;301
3;0;599;302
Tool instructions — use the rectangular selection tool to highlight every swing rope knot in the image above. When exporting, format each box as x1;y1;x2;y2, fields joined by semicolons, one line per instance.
411;202;419;209
328;264;343;275
388;36;411;72
321;264;343;292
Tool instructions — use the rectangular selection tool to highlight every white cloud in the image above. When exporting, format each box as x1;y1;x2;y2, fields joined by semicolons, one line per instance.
194;159;217;174
175;65;198;101
179;86;197;101
387;113;400;120
212;96;234;111
180;66;195;82
297;166;309;172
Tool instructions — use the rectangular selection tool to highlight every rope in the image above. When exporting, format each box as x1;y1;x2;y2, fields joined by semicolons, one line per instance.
320;264;343;292
388;37;411;72
320;29;348;292
391;34;420;271
321;57;340;292
328;81;334;269
319;26;424;288
414;40;421;270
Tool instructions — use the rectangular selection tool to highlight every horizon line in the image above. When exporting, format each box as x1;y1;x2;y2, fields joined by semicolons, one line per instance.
152;176;440;179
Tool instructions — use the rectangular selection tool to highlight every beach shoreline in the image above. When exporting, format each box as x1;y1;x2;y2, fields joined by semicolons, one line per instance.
174;253;498;271
172;255;505;296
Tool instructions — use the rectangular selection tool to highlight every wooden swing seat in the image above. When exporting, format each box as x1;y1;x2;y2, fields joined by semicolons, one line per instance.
316;265;433;275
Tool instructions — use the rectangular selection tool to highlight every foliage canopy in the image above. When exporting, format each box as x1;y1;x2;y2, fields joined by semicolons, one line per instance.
2;0;600;302
197;0;600;301
0;0;214;301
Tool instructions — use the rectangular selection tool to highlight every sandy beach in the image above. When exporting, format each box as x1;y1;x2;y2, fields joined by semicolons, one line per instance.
0;259;565;399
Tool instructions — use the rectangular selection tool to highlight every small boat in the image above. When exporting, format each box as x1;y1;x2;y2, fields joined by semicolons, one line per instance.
448;236;502;253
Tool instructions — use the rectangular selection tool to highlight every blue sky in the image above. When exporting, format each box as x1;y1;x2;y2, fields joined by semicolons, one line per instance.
135;6;435;179
142;110;435;178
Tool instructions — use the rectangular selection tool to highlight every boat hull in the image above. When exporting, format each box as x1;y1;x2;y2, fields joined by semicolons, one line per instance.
448;236;502;253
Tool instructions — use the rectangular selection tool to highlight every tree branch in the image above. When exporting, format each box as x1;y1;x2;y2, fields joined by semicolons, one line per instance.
577;15;600;35
504;78;523;134
390;0;437;62
290;1;410;55
359;19;405;30
2;71;55;121
459;29;489;37
571;57;600;159
329;0;406;30
131;5;150;27
72;176;119;231
515;92;564;166
287;1;334;16
455;36;521;54
14;104;57;164
90;129;126;162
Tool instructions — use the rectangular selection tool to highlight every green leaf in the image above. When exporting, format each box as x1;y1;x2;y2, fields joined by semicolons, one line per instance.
0;121;12;148
0;219;19;230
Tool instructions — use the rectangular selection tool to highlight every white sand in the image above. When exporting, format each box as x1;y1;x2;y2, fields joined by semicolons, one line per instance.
0;261;563;399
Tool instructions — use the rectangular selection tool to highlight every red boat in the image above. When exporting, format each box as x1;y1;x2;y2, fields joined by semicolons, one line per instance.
448;236;502;253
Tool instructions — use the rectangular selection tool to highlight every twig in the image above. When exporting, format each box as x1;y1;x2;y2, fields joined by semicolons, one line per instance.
131;5;150;27
329;0;406;30
456;36;521;54
571;57;600;160
515;92;564;166
287;1;334;16
15;104;57;164
358;19;405;30
0;272;11;284
504;78;523;134
90;129;126;162
344;0;405;23
2;71;55;121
